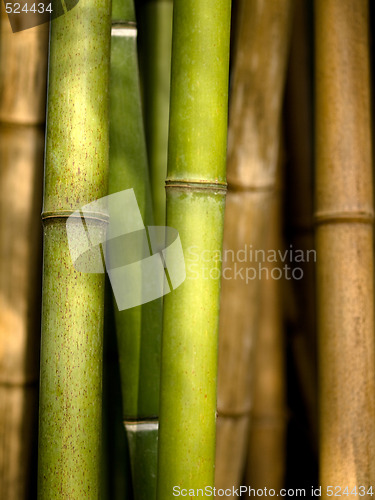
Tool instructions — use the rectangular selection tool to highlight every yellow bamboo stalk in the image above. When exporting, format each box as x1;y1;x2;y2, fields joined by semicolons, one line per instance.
0;9;48;124
215;0;292;492
0;6;48;499
245;193;286;490
315;0;375;494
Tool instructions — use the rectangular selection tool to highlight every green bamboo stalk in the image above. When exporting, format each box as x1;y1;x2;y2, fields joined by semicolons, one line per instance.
37;2;112;498
109;1;162;498
0;8;48;499
140;0;173;226
156;1;231;496
315;0;375;494
101;286;133;500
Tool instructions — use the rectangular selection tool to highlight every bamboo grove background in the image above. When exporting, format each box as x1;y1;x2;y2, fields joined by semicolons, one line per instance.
1;0;375;498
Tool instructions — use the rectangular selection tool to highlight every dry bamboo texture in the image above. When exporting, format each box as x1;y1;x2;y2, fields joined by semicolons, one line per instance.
0;6;48;499
215;0;292;492
245;193;285;490
284;0;318;449
315;0;375;494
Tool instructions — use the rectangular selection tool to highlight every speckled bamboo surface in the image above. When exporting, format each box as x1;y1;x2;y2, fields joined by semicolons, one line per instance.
215;0;292;492
37;1;112;497
315;0;375;495
0;5;48;499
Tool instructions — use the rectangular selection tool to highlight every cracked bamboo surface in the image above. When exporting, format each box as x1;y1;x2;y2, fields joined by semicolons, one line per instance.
215;0;291;492
315;0;375;495
0;6;48;499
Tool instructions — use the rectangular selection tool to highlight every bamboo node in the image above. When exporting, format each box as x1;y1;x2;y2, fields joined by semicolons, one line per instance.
227;181;282;193
111;20;137;28
165;179;227;193
124;420;159;433
41;210;109;225
314;211;374;225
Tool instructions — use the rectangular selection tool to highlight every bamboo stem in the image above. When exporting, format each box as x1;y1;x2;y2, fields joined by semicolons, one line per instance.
37;1;112;497
215;0;292;492
315;0;375;494
101;288;132;500
0;8;48;125
156;0;231;495
109;0;162;498
245;194;286;490
140;0;173;227
0;5;48;499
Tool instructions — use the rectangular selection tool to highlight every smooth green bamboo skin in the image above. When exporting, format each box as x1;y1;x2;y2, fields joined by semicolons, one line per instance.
109;5;162;499
157;190;226;493
38;0;111;497
157;0;230;494
102;288;132;500
112;0;135;21
166;1;230;185
126;425;158;493
142;0;173;226
109;12;161;427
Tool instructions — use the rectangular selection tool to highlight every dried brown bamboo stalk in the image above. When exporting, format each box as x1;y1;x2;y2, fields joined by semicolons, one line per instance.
245;193;286;490
315;0;375;494
215;0;292;492
284;0;318;449
0;6;48;499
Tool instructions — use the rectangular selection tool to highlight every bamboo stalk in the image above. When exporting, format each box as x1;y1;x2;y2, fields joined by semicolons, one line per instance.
215;0;292;492
156;0;231;496
109;1;162;498
37;1;112;497
101;287;132;500
245;193;286;490
0;8;48;125
140;0;173;227
0;6;48;499
315;0;375;494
